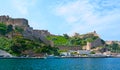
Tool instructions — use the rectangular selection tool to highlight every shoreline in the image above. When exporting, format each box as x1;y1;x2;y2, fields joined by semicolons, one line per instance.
0;56;120;59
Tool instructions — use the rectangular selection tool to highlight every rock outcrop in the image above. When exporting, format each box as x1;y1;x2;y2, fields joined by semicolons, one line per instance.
90;38;104;48
0;50;12;57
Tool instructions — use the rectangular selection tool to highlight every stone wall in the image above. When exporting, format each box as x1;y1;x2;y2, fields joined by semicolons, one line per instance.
0;15;29;30
58;46;82;51
23;28;53;46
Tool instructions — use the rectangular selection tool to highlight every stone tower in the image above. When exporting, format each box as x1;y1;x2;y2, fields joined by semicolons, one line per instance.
85;42;91;50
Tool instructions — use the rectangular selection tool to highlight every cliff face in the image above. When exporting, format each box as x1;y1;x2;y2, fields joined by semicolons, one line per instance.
91;38;104;48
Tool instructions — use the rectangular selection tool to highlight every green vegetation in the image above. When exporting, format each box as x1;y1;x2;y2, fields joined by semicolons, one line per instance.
90;51;95;54
0;22;7;35
0;22;60;56
15;26;24;33
47;35;69;46
35;45;59;55
58;50;68;53
0;35;59;56
1;22;120;57
7;25;13;33
85;36;98;42
10;35;60;56
46;34;99;46
70;38;86;46
0;22;14;35
106;43;120;53
0;37;13;52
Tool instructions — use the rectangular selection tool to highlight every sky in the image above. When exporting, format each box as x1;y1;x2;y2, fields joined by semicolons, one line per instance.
0;0;120;40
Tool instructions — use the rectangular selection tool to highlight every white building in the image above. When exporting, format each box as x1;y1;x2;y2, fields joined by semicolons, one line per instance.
77;50;91;55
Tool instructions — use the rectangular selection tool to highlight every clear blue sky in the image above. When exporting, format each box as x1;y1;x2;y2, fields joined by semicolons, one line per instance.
0;0;120;40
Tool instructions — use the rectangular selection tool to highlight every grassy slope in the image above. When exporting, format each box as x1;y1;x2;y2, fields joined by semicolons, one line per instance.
46;34;99;47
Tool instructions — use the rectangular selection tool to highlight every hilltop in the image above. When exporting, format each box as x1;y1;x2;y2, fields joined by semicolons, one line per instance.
0;15;120;57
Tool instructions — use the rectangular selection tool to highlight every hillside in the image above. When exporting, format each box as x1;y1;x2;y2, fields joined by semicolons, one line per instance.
46;31;104;50
0;15;120;57
0;15;59;57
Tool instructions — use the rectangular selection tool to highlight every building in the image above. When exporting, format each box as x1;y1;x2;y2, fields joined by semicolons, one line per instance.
77;50;91;55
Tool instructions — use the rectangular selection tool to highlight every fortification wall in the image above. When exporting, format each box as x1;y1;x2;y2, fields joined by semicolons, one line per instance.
33;30;53;46
58;46;82;51
0;15;29;29
0;15;53;46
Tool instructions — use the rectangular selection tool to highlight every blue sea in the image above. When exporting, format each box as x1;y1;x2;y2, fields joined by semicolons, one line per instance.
0;58;120;70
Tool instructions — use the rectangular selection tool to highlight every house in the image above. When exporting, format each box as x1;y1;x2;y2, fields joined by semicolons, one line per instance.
77;50;91;55
60;52;71;56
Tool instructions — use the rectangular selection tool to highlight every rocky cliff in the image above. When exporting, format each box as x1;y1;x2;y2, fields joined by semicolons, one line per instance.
0;50;12;57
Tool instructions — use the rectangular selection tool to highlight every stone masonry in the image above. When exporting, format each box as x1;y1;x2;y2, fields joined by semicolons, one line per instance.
0;15;29;30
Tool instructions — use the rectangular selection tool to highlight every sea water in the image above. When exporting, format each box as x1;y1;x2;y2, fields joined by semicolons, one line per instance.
0;58;120;70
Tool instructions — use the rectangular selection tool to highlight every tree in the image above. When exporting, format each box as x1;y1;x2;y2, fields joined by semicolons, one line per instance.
86;38;93;42
0;37;13;51
7;25;13;33
112;43;119;53
15;26;23;33
63;34;69;39
35;45;59;55
90;51;95;54
0;22;7;35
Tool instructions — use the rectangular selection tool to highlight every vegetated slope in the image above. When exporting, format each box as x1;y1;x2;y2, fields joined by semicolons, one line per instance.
0;22;59;56
46;33;99;47
0;15;120;57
